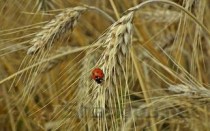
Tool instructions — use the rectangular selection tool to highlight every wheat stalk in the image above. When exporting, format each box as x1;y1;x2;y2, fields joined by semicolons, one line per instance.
27;6;87;55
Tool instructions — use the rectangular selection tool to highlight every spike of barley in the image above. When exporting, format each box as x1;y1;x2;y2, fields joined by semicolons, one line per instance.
76;12;134;119
91;12;134;117
168;84;210;97
27;6;87;55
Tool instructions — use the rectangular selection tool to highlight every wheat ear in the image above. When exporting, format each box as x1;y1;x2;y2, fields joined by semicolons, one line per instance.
92;12;134;117
27;6;87;55
168;84;210;97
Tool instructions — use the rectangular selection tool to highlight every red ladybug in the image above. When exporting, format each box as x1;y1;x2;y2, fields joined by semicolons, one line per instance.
91;68;104;84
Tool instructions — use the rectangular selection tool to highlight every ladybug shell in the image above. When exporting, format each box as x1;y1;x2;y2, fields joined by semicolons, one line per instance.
91;68;104;81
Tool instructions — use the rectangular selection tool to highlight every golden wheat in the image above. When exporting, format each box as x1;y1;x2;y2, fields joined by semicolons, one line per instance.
27;6;87;55
1;0;210;130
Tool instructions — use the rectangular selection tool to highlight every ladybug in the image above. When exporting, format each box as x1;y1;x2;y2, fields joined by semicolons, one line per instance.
91;68;104;84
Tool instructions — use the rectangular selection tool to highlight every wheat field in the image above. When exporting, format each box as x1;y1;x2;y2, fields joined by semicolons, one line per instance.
0;0;210;130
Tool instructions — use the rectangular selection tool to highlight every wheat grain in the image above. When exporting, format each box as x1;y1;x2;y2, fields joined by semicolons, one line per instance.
27;6;87;55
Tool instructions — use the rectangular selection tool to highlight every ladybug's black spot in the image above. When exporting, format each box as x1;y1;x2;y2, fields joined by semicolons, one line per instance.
95;77;103;84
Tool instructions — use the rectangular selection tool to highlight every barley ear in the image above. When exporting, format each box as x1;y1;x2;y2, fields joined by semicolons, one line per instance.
27;6;87;55
92;12;134;117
